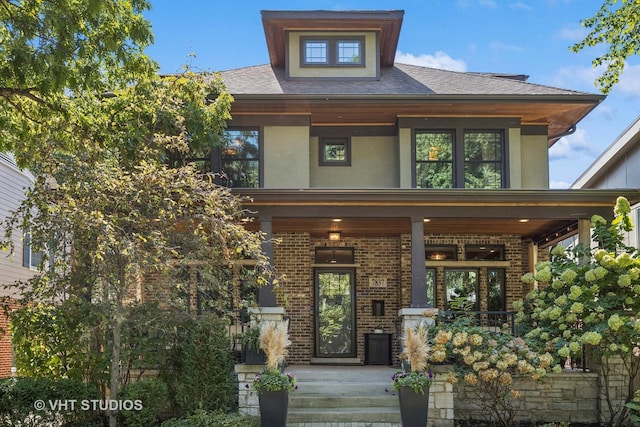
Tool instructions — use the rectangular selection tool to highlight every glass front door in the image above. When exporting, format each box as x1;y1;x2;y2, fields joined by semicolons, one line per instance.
315;269;356;358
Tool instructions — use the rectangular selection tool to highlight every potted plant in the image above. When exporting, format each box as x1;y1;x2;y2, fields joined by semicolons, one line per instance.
374;324;384;333
241;324;266;364
252;319;295;427
392;323;433;427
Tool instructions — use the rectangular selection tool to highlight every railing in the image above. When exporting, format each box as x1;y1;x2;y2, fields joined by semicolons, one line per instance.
436;310;517;335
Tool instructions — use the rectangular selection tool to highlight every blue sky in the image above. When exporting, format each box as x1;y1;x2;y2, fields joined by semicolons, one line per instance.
144;0;640;188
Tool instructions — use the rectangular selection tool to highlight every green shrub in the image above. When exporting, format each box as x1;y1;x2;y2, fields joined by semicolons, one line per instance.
161;313;237;416
0;377;101;426
161;410;260;427
119;377;169;427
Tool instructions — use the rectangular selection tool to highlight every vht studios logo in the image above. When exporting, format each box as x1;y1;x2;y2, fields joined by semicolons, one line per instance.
34;399;143;411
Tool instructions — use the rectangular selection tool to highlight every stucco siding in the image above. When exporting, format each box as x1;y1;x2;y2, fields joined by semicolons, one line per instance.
310;135;398;188
520;134;549;188
263;126;310;188
288;31;378;79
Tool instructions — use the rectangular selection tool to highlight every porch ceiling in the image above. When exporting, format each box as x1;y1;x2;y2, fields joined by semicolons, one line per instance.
236;188;640;247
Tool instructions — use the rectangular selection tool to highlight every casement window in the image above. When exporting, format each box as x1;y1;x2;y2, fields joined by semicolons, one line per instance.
414;129;505;189
220;129;260;188
319;137;351;166
302;37;364;66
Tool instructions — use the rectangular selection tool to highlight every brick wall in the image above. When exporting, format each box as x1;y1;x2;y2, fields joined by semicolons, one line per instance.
272;233;530;364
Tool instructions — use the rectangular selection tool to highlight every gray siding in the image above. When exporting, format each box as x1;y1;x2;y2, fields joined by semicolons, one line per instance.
0;157;34;291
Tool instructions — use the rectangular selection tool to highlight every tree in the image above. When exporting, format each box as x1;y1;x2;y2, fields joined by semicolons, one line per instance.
517;197;640;426
571;0;640;94
0;0;156;167
2;71;272;427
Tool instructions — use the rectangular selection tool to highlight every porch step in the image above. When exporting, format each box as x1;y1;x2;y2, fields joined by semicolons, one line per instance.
286;365;401;427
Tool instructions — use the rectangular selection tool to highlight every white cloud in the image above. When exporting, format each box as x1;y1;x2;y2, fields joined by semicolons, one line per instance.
510;2;533;11
479;0;498;8
557;25;587;41
616;64;640;97
490;40;524;52
549;128;598;160
395;51;467;72
549;180;571;189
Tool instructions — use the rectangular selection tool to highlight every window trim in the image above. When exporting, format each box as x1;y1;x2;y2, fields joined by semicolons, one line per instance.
301;36;365;67
219;127;262;188
408;119;512;189
319;137;351;166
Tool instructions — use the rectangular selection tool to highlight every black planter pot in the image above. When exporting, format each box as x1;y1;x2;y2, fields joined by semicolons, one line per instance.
398;386;429;427
258;389;288;427
242;348;266;364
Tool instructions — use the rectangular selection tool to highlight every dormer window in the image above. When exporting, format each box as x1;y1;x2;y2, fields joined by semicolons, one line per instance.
301;37;364;67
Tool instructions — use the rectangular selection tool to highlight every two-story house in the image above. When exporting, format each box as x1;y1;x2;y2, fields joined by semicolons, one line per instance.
213;10;639;365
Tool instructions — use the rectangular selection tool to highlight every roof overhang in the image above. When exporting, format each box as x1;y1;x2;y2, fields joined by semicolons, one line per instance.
229;93;605;144
261;10;404;68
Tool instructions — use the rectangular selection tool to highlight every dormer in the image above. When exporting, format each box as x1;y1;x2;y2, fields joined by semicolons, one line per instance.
261;10;404;80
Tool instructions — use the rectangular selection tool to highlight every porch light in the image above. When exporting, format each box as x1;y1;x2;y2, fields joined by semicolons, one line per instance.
328;231;342;241
428;252;446;260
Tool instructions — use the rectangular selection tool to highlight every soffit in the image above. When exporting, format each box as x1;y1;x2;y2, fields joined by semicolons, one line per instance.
261;10;404;68
236;188;640;245
229;96;600;144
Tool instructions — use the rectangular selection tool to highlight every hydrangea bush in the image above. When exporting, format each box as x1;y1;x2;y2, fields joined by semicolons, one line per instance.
516;197;640;426
430;314;555;427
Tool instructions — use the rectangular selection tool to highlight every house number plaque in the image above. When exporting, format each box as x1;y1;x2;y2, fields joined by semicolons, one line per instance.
369;278;387;288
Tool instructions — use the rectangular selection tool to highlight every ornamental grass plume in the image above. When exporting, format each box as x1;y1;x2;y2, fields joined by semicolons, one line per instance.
400;323;430;372
259;319;291;370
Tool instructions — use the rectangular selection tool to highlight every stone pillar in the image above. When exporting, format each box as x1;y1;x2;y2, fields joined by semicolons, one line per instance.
397;308;437;334
235;306;287;415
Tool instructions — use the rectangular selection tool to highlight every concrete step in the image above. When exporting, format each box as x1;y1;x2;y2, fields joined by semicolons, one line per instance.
290;394;397;408
287;406;401;424
284;365;401;426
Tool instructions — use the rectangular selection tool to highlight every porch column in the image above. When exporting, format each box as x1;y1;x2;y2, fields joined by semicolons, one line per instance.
411;216;427;308
578;218;592;265
258;216;277;307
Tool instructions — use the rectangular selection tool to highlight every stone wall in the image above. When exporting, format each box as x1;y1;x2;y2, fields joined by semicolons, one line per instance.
453;371;600;424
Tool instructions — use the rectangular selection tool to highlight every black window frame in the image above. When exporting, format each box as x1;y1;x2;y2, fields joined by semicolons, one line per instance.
220;128;261;188
487;268;506;312
319;137;351;166
411;122;509;189
465;244;505;261
301;36;365;67
444;268;479;310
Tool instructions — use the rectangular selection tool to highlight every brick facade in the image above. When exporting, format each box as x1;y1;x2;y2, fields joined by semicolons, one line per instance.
271;232;532;364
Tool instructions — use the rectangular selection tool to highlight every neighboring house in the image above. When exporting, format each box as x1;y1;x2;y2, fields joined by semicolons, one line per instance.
0;152;35;377
572;115;640;249
198;10;639;365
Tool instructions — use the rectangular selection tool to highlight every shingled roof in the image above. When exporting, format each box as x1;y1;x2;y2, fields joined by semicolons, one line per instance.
220;63;592;97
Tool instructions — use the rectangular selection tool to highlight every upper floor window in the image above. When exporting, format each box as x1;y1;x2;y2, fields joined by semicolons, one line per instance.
414;129;505;189
302;37;364;66
415;131;454;188
221;129;260;188
464;131;503;189
320;137;351;166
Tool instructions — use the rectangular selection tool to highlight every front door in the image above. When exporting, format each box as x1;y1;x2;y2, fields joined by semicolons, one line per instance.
314;269;356;358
